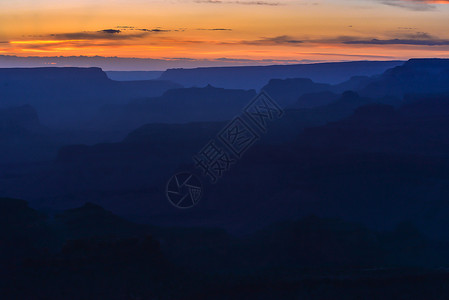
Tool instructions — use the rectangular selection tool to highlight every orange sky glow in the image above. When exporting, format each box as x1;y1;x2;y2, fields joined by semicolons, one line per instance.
1;0;449;69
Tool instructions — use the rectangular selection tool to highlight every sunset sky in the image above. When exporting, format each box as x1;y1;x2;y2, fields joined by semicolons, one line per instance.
1;0;449;69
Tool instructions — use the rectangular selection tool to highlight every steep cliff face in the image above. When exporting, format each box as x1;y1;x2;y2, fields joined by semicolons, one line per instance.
261;78;332;107
0;67;181;128
360;58;449;98
0;67;110;82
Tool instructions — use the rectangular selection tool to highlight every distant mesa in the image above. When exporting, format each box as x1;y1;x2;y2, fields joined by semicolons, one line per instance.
159;60;404;89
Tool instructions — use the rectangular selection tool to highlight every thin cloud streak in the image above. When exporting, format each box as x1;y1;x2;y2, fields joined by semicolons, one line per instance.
376;0;449;10
194;0;281;5
344;38;449;46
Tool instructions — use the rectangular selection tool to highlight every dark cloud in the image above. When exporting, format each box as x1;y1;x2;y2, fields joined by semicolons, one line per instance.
135;28;171;32
380;0;432;10
99;29;121;34
214;57;309;63
9;40;141;51
403;0;449;2
299;33;449;47
402;32;433;39
196;28;233;31
375;0;449;11
46;27;172;42
48;29;157;40
301;52;396;59
344;38;449;46
235;35;303;45
113;26;172;33
161;57;198;61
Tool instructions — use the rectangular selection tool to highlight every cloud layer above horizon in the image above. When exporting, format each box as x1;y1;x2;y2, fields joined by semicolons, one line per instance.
0;0;448;68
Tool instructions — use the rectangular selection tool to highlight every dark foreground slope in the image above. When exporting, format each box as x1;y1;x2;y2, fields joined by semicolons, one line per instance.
1;197;449;300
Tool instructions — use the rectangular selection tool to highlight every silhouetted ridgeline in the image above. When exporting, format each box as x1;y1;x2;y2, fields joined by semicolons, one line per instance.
94;59;442;134
159;60;404;89
0;67;181;128
88;85;255;132
261;78;332;107
359;58;449;98
1;59;449;299
0;59;446;135
260;58;449;110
